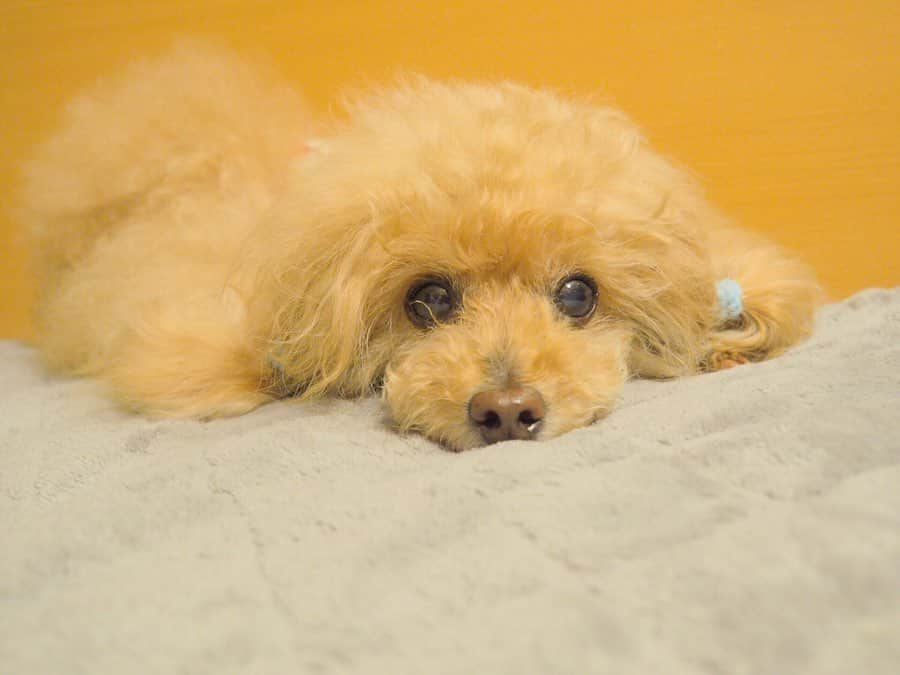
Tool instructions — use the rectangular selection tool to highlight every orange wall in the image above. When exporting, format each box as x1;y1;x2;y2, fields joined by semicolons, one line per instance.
2;0;898;338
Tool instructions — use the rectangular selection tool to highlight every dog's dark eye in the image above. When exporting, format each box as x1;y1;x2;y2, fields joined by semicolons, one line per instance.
554;275;597;319
405;280;457;328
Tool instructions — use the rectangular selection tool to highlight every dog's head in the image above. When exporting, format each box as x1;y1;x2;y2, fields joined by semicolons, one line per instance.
251;79;718;450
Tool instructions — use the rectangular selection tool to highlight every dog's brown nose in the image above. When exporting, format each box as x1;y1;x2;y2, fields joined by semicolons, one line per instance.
468;387;545;444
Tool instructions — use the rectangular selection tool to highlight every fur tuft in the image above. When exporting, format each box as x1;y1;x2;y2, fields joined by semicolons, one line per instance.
704;226;824;369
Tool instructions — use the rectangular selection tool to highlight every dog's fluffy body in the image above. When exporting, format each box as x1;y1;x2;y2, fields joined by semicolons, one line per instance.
23;46;821;450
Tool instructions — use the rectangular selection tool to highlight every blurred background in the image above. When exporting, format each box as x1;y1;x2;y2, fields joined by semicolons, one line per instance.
1;0;898;338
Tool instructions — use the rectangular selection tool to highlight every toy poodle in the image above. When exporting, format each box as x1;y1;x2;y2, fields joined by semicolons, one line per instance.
22;45;822;450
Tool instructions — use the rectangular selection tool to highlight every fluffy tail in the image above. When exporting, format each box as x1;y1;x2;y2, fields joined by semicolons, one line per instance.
21;41;311;297
20;44;315;417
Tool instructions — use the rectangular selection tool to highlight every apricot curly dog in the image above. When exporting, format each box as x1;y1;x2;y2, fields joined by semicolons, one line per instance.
22;45;821;450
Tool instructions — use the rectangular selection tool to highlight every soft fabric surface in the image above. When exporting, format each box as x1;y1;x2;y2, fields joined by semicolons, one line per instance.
2;289;898;674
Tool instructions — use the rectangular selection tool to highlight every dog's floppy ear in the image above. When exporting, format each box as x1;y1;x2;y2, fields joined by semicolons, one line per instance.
703;225;823;370
242;196;396;399
615;216;821;376
603;224;714;379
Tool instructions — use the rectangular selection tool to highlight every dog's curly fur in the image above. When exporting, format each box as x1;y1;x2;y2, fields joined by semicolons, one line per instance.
22;45;822;450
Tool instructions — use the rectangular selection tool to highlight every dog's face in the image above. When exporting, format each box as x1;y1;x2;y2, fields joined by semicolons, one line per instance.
257;81;716;450
378;213;631;450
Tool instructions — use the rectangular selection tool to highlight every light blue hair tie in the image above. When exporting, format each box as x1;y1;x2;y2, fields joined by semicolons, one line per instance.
716;278;743;321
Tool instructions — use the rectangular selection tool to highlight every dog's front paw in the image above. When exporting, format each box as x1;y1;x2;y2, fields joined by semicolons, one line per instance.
706;350;750;371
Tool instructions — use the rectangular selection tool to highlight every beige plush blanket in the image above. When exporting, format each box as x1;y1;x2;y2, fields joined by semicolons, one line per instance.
2;289;898;674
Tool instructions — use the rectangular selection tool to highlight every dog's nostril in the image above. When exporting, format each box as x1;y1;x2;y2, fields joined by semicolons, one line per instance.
518;409;540;430
468;386;545;444
481;410;502;429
